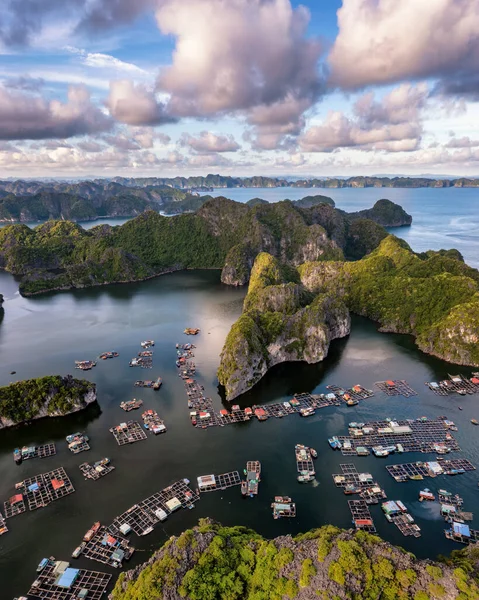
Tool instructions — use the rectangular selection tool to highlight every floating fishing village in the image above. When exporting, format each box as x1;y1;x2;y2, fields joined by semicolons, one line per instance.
2;326;479;600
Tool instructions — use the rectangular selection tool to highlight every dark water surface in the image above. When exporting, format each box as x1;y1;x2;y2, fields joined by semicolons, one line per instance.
1;269;479;597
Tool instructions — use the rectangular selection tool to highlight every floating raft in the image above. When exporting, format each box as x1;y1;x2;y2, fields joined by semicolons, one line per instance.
242;461;261;496
445;522;479;545
349;500;376;532
15;443;57;463
375;380;417;397
120;399;143;412
111;479;200;537
327;384;374;402
110;421;147;446
272;496;296;519
142;409;167;435
19;467;75;511
392;514;421;537
359;485;388;504
27;558;111;600
427;374;479;396
129;356;152;368
386;458;475;482
0;511;7;535
337;416;460;456
79;459;115;481
82;525;134;568
197;471;241;492
134;377;162;389
295;444;315;474
4;493;26;518
332;464;375;489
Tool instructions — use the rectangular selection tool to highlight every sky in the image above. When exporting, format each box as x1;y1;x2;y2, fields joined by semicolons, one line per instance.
1;0;479;178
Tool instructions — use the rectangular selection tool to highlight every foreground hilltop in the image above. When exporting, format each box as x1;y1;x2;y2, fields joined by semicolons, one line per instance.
111;519;479;600
0;196;411;296
218;237;479;399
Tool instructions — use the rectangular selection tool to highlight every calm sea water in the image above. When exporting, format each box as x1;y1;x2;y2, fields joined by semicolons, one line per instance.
1;269;479;598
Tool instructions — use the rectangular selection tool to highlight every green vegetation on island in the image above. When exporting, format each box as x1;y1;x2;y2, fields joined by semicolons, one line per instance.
111;519;479;600
0;375;96;428
219;236;479;398
0;196;411;296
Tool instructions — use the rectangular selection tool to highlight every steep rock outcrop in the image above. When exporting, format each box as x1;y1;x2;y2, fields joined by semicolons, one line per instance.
111;519;479;600
348;198;412;227
218;253;350;400
0;375;97;429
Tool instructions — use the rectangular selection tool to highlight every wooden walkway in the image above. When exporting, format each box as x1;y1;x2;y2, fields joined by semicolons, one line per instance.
386;458;475;482
349;500;376;532
110;421;147;445
27;559;111;600
375;380;417;397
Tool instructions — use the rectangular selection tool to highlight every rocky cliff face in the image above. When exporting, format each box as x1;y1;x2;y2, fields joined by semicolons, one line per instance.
111;519;479;600
348;198;412;227
218;253;350;400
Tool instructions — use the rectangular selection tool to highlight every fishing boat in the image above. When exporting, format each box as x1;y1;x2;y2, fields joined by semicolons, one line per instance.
310;448;318;459
184;328;200;335
297;472;314;483
459;406;463;410
439;489;452;497
409;474;424;481
13;448;22;465
72;542;85;558
99;351;119;360
349;422;365;429
83;521;101;542
447;468;465;476
299;407;315;417
346;398;359;406
66;432;88;444
141;340;155;348
372;446;390;457
328;436;342;450
36;558;49;573
419;489;435;502
471;419;478;425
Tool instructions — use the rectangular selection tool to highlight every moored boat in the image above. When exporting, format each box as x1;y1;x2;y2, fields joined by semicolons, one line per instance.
13;448;22;465
310;448;318;459
83;521;101;542
328;436;342;450
471;419;478;425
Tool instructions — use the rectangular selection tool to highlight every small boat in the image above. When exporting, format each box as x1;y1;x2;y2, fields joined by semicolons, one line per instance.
10;371;16;375
72;543;85;558
419;489;435;501
297;473;314;483
36;558;49;572
344;485;361;495
299;407;315;417
141;340;155;348
471;419;478;425
447;468;465;476
346;398;359;406
13;448;22;465
438;489;451;497
409;474;424;481
328;436;342;450
83;521;101;542
184;328;200;335
310;448;318;459
459;406;463;410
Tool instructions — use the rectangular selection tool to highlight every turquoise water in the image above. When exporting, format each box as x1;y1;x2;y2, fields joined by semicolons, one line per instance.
1;268;479;598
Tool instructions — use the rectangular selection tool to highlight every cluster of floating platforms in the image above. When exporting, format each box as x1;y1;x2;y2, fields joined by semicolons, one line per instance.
337;416;460;456
111;479;200;537
120;399;143;412
80;459;115;481
349;500;376;532
382;500;421;537
197;472;241;492
110;421;147;445
0;511;7;535
75;360;96;371
272;496;296;519
142;409;167;435
327;384;374;404
99;351;119;360
426;374;479;396
333;464;375;490
14;443;56;464
27;558;111;600
386;458;476;482
134;377;162;389
129;356;152;368
10;467;75;513
81;525;134;568
375;380;417;397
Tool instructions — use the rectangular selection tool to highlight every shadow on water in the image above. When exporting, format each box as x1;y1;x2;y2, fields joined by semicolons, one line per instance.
0;402;102;451
217;333;351;406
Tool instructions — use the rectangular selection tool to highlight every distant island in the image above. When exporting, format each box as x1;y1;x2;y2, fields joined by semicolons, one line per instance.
111;519;479;600
218;237;479;399
0;375;96;428
0;196;411;296
0;174;476;223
